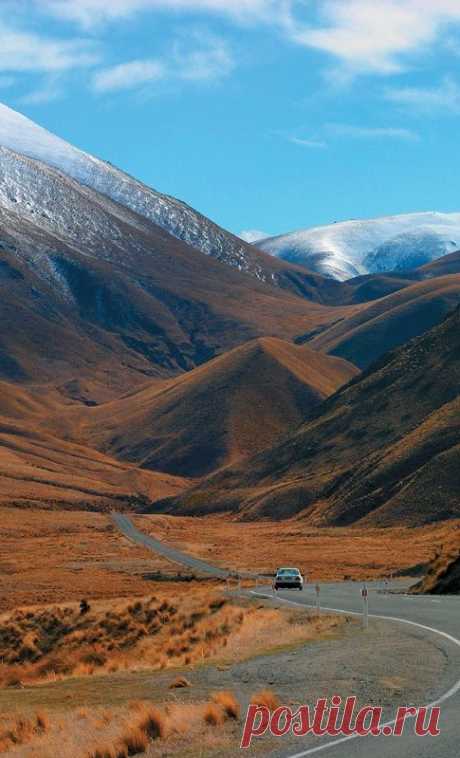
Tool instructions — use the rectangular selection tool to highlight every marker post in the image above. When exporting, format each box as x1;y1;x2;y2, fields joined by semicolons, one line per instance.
315;584;321;615
361;584;369;629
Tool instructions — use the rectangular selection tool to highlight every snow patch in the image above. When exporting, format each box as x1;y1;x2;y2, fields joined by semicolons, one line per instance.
259;212;460;280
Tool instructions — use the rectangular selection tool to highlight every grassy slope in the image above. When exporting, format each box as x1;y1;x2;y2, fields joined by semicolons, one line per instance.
308;274;460;368
52;338;358;478
163;306;460;527
0;383;187;509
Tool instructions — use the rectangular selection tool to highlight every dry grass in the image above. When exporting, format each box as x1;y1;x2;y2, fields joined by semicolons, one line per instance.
133;513;460;582
0;684;285;757
211;691;240;720
250;689;280;710
0;507;216;614
0;592;247;687
1;507;458;622
0;590;342;690
203;702;225;727
0;710;50;752
88;694;240;758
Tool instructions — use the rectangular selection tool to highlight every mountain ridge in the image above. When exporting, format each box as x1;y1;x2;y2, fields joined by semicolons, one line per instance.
159;305;460;527
48;337;358;478
259;212;460;281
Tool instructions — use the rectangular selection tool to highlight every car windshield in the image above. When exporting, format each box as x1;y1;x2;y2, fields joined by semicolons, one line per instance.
278;569;299;576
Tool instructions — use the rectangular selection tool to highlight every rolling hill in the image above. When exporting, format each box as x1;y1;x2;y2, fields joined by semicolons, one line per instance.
0;383;187;510
0;143;356;400
51;338;358;478
161;306;460;527
304;274;460;369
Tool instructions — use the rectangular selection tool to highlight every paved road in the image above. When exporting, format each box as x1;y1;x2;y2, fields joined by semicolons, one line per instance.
113;513;459;758
113;512;231;579
261;582;460;758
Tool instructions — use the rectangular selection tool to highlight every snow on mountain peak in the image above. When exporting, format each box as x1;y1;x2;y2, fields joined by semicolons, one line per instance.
0;102;101;183
0;102;266;281
258;211;460;281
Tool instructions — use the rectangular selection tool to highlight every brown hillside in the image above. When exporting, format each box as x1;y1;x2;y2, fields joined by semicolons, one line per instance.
307;275;460;368
162;306;460;527
418;250;460;278
0;155;358;402
411;542;460;594
0;383;187;509
51;338;358;478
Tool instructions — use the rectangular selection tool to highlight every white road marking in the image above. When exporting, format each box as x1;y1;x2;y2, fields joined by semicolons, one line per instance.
249;590;460;758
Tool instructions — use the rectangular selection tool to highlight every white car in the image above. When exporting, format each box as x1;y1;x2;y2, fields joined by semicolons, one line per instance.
273;567;304;591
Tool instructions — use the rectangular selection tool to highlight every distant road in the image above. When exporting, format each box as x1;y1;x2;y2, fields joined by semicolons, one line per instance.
112;513;460;758
112;512;230;579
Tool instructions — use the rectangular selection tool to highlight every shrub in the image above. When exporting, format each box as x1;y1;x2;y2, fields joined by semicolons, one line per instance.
203;703;224;726
120;727;149;755
169;675;192;689
250;689;280;710
137;705;169;740
212;691;240;720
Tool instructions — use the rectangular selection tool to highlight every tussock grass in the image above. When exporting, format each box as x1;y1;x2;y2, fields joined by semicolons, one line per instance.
0;591;346;689
0;592;245;687
88;693;240;757
212;691;240;720
0;710;50;752
250;689;280;710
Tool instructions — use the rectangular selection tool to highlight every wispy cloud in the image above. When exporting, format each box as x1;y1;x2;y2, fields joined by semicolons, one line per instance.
328;123;420;141
18;75;63;105
283;1;460;77
0;20;100;73
92;33;234;93
92;59;165;93
40;0;279;28
172;32;235;82
289;136;327;148
385;76;460;114
36;1;460;82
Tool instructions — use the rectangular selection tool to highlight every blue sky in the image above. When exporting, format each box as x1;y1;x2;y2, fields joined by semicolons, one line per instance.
1;1;460;239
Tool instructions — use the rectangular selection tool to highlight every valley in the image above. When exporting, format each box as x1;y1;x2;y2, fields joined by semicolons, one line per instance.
0;101;459;758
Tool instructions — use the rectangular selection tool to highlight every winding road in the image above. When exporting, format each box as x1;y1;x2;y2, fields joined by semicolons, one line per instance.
113;512;460;758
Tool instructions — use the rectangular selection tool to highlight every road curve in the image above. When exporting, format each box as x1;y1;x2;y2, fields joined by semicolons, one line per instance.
112;513;460;758
112;512;230;579
262;583;460;758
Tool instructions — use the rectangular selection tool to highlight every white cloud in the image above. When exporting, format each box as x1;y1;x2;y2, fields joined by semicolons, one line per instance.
92;59;165;92
385;76;460;113
27;0;460;87
289;136;327;148
173;33;235;81
41;0;278;27
18;75;63;104
328;123;420;141
0;21;99;73
92;33;234;93
239;229;269;242
284;1;460;76
36;0;460;81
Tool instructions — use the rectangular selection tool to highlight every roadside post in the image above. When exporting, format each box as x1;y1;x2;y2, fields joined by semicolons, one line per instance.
315;583;321;615
361;584;369;629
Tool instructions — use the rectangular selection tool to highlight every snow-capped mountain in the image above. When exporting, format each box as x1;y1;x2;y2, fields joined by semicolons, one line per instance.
258;213;460;281
0;102;270;280
1;103;350;303
0;103;355;304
